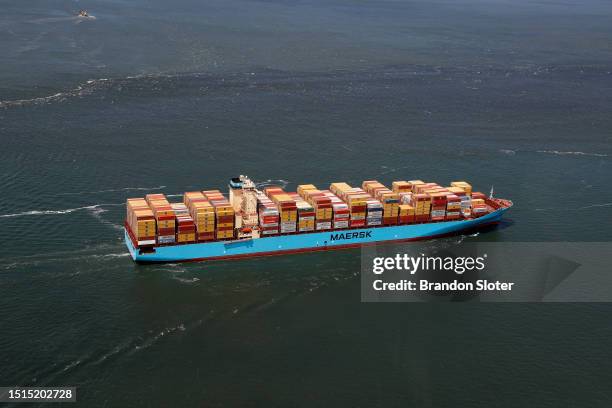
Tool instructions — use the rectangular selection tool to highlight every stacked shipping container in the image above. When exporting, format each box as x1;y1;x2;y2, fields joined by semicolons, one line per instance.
203;190;235;240
329;183;369;228
470;191;487;217
394;181;415;224
321;190;350;229
451;181;474;218
126;198;156;246
298;184;333;230
171;203;196;243
398;204;416;224
365;198;383;226
257;191;280;235
184;191;216;241
288;193;315;232
145;194;176;244
411;193;432;222
362;181;400;225
445;194;462;221
264;187;298;234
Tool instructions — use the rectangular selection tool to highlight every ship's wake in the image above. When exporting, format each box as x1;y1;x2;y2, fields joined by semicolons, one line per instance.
52;185;166;197
0;203;123;218
537;150;609;157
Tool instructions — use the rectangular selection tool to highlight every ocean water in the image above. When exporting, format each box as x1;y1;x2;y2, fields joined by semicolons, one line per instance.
1;0;611;406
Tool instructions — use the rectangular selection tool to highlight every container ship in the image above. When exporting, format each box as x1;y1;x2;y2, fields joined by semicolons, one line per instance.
124;176;512;263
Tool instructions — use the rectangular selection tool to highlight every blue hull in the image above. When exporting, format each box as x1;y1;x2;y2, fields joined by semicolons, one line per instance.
125;205;510;263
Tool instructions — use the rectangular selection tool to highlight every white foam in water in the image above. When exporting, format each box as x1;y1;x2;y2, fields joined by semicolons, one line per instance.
255;179;290;188
54;185;166;196
0;77;111;108
578;202;612;210
537;150;609;157
0;203;123;218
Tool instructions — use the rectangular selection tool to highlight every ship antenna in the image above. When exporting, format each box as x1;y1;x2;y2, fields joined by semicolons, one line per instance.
489;185;494;199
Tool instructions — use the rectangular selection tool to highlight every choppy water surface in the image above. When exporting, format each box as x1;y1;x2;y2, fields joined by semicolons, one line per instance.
1;0;611;406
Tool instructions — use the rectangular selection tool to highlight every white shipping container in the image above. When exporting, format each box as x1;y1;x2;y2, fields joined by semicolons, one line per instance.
334;220;349;228
399;193;412;204
137;239;157;246
367;219;382;226
431;210;446;217
157;235;176;244
316;222;332;230
350;214;366;220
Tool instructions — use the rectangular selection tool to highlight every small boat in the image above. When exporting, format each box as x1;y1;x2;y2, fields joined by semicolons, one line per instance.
78;10;89;17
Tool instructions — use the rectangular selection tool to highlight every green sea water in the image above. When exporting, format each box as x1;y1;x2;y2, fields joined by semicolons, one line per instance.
1;0;611;406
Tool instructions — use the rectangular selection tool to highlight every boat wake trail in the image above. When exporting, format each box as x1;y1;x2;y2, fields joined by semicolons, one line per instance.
0;77;111;108
0;203;123;218
28;15;97;24
537;150;609;157
53;186;166;196
89;207;124;231
255;179;290;188
578;202;612;210
0;71;193;109
535;202;612;211
129;324;187;355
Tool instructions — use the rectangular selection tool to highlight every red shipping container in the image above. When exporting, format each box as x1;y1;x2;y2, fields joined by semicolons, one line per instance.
264;187;284;194
472;192;486;200
350;219;366;227
197;232;215;241
399;215;415;224
216;215;234;223
261;216;279;223
383;216;398;225
446;194;461;203
216;226;234;232
157;227;175;235
415;214;430;223
145;193;165;201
